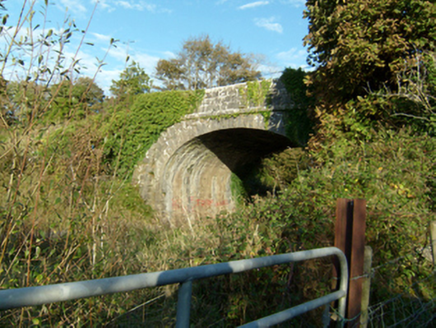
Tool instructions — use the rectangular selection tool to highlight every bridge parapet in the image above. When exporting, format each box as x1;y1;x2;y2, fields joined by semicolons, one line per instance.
185;79;292;119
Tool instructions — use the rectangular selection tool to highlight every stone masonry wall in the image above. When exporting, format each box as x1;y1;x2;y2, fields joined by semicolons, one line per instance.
186;79;293;118
133;79;294;222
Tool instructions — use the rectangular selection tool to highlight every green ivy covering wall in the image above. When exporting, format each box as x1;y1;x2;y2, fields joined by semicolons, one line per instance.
239;79;272;108
102;89;204;177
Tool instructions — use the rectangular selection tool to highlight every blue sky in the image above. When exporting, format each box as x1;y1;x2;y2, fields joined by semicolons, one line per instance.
3;0;310;94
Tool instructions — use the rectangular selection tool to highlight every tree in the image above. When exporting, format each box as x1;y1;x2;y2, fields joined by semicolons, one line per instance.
45;77;104;122
155;35;261;90
304;0;436;116
2;80;48;124
110;61;151;100
73;77;105;112
279;67;315;145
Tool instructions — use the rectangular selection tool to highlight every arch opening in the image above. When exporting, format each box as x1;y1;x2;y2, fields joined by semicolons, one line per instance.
161;128;292;222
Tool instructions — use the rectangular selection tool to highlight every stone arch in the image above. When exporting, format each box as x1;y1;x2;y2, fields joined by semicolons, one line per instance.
133;111;293;222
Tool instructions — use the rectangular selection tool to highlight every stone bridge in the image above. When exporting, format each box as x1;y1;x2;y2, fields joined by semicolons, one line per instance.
132;80;295;223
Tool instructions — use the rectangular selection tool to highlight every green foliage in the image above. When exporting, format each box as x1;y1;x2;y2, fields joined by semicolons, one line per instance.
195;109;272;128
258;147;309;191
279;67;315;146
230;172;247;206
0;118;158;326
239;79;272;108
382;51;436;132
237;159;278;198
110;60;151;101
311;125;435;303
218;121;436;320
1;81;46;124
155;34;261;90
231;148;306;200
280;68;309;107
304;0;436;125
43;77;105;123
277;0;436;321
71;77;105;112
103;89;204;176
237;79;273;129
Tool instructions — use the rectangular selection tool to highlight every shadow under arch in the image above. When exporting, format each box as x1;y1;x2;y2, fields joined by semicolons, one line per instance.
161;128;293;222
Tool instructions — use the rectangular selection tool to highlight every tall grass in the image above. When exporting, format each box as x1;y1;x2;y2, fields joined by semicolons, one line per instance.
0;1;158;325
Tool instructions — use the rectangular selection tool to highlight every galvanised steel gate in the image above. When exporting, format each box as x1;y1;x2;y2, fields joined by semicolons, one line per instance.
0;247;348;327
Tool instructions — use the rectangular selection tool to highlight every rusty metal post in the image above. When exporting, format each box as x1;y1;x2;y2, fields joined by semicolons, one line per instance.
348;199;367;327
333;198;367;327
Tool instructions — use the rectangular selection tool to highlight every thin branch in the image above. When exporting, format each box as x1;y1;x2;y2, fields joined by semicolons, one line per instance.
390;113;431;122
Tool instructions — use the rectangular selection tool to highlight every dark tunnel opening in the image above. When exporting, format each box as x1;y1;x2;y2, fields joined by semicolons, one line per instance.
197;128;293;171
197;128;294;199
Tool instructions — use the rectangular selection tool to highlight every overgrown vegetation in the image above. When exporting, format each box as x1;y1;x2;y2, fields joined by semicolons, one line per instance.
279;67;314;146
239;79;272;108
0;0;435;326
102;89;204;177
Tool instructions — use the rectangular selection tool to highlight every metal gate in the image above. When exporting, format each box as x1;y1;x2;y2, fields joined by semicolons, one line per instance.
0;247;348;327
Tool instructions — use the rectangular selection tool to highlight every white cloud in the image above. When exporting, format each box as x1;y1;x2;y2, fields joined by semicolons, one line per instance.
238;1;269;10
91;32;112;42
277;47;306;61
142;3;159;13
134;52;161;75
94;1;171;13
116;0;147;11
254;17;283;33
93;0;116;12
162;51;176;58
95;68;122;94
258;63;283;79
108;44;161;73
276;47;308;68
59;0;87;14
279;0;305;7
108;44;131;62
52;0;172;16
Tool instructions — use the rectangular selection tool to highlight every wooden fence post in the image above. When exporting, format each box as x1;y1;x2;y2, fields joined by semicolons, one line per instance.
431;221;436;266
360;246;373;328
333;198;367;327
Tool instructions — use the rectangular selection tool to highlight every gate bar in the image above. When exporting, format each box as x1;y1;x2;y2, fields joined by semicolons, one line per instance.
0;247;348;326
